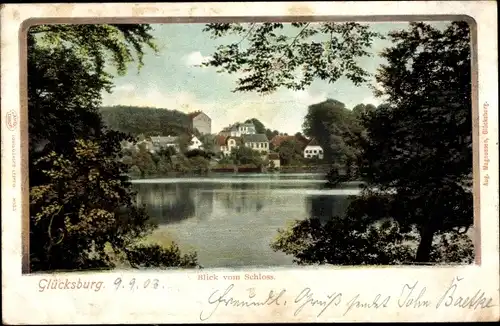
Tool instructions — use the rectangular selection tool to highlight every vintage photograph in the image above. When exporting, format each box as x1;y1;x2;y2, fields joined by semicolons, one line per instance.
27;19;474;272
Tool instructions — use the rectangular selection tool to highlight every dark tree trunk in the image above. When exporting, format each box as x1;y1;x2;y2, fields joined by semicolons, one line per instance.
415;225;436;263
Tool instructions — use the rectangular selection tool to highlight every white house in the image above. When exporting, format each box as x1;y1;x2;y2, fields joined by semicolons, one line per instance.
187;135;204;151
220;122;256;137
237;122;256;135
242;134;269;154
303;138;324;159
268;152;281;169
188;111;212;135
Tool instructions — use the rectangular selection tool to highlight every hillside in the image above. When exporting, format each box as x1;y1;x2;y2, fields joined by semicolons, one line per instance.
100;105;194;137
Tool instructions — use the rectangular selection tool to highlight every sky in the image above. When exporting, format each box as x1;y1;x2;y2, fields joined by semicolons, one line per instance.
101;21;449;134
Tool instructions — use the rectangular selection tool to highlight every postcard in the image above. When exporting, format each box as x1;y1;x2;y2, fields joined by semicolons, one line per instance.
1;1;499;323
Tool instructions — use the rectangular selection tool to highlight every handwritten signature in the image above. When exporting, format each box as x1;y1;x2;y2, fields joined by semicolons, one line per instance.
199;277;497;321
199;284;287;321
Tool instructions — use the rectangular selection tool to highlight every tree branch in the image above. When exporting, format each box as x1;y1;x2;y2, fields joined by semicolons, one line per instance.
277;22;311;63
236;23;256;46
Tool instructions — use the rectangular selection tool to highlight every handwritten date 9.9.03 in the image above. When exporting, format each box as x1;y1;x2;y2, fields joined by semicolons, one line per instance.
113;277;163;291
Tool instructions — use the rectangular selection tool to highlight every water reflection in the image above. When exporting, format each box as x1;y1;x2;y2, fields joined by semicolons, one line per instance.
134;179;358;225
307;195;354;223
132;176;359;267
135;183;208;224
135;182;273;223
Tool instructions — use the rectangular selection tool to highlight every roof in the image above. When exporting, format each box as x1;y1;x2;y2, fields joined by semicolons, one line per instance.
242;134;269;143
270;135;295;147
295;134;310;146
306;138;321;147
220;125;237;132
187;111;206;120
222;121;256;132
215;135;243;146
237;122;255;128
215;135;228;146
268;152;280;160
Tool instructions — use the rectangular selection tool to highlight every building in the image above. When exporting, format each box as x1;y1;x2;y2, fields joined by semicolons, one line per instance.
270;135;295;148
150;135;179;153
219;126;236;137
303;138;324;159
270;134;310;149
268;152;281;169
188;111;211;135
237;122;256;135
242;134;269;154
216;135;242;156
219;122;256;137
187;135;204;151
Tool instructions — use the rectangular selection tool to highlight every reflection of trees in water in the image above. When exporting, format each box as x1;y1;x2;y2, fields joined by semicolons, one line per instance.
134;181;348;225
215;182;269;213
306;195;352;222
134;183;215;224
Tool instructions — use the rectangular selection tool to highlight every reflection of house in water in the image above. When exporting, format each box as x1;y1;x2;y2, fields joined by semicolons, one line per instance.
135;184;196;224
133;182;280;224
192;184;215;219
134;183;215;224
213;183;268;213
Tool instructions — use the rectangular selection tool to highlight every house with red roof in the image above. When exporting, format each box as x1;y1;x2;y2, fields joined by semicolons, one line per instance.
270;135;295;148
270;133;310;150
215;135;242;156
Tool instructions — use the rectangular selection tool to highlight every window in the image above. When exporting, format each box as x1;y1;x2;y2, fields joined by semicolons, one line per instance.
306;154;311;158
313;150;317;154
319;150;323;154
265;143;268;148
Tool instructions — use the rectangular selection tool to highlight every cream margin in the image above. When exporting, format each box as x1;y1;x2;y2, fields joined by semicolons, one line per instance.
1;1;498;323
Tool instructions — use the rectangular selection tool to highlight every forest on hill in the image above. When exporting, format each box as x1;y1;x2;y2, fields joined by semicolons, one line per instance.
100;105;194;137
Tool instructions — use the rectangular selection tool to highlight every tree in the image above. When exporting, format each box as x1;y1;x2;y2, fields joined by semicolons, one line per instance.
245;118;266;134
203;22;384;93
356;21;473;262
230;146;264;166
276;139;303;166
29;24;157;154
177;134;193;154
185;148;212;160
352;103;376;118
156;156;172;175
199;134;218;153
272;21;473;265
30;136;199;270
302;99;363;175
188;156;211;174
29;24;199;271
266;129;280;144
132;142;156;177
100;105;193;138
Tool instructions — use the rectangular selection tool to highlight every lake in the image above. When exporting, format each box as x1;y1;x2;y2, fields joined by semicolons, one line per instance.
131;173;361;268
